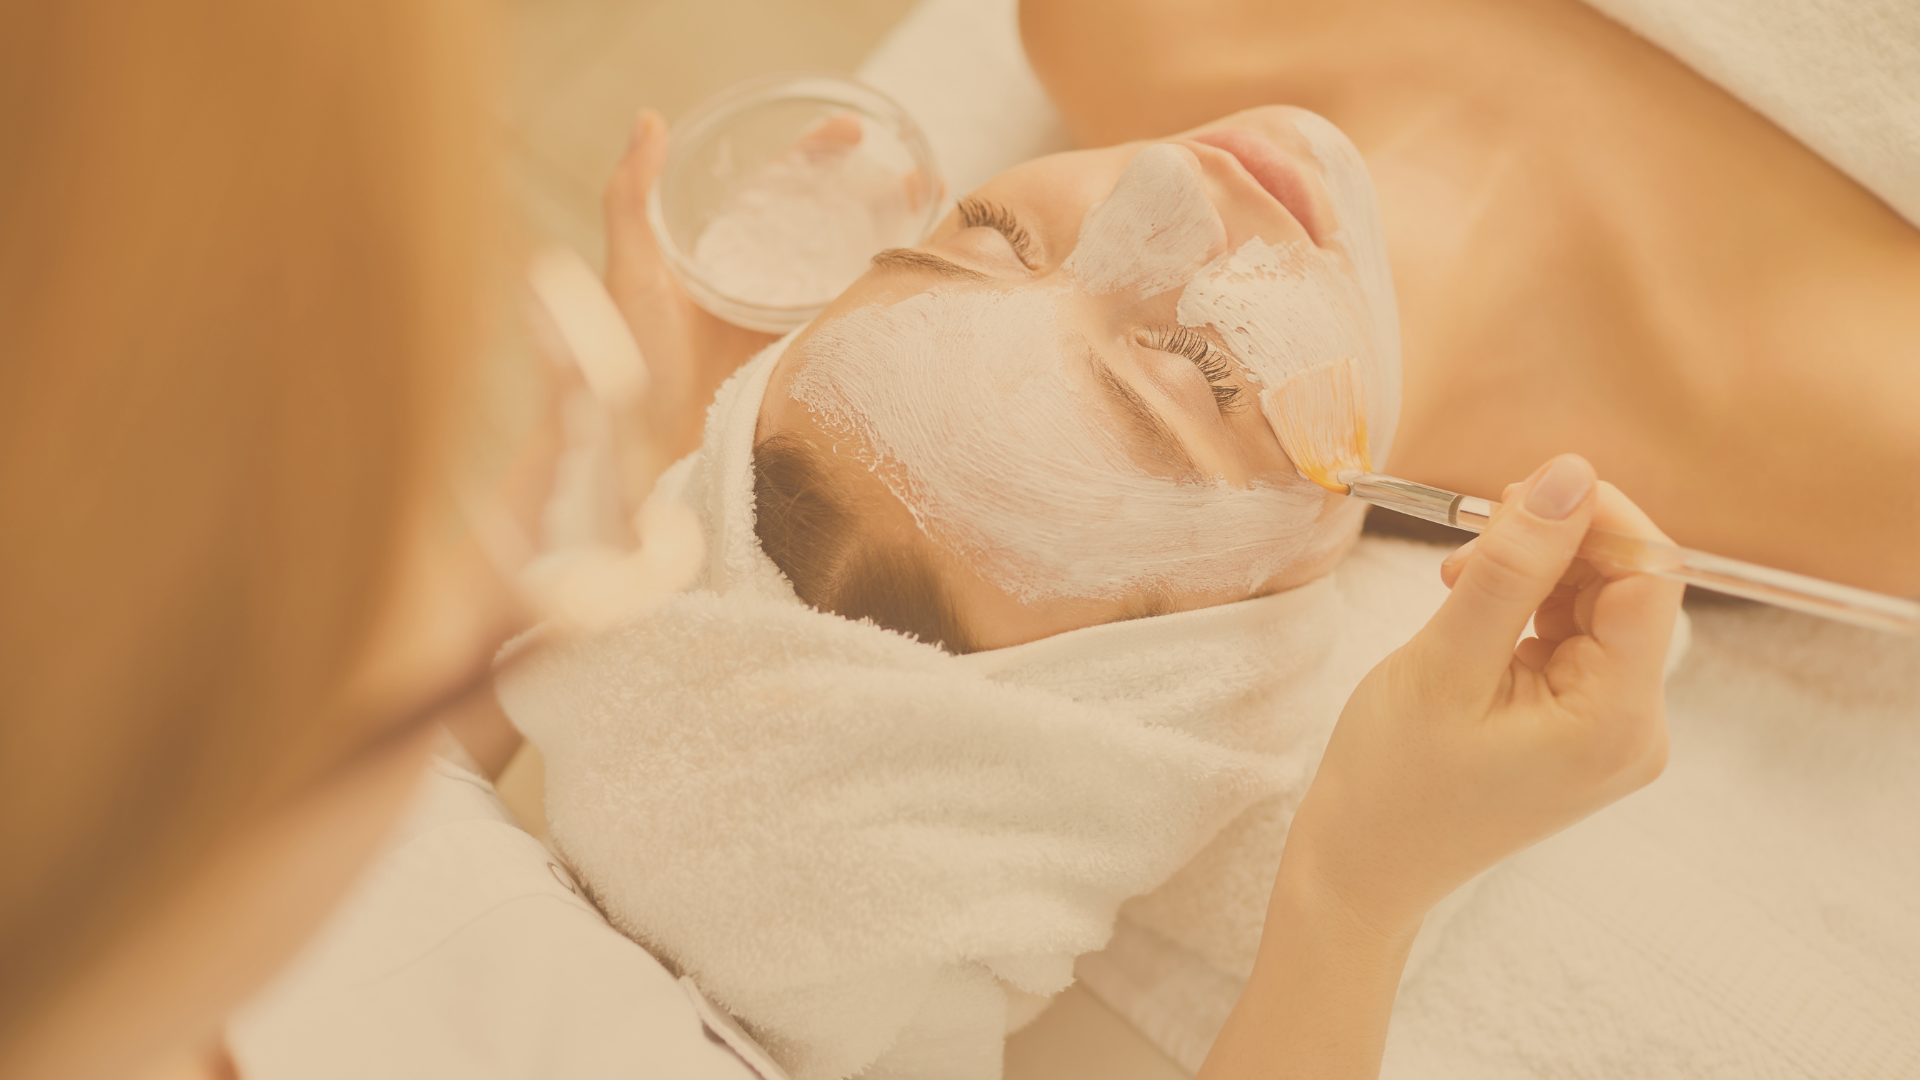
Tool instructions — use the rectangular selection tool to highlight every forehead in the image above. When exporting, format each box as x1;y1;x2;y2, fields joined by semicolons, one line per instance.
760;284;1090;449
760;143;1144;404
965;144;1138;222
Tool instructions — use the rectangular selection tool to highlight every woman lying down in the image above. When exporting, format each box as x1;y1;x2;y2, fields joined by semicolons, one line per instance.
498;106;1687;1080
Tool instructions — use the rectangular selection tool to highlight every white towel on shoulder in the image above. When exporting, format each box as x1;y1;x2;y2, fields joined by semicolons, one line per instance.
1583;0;1920;228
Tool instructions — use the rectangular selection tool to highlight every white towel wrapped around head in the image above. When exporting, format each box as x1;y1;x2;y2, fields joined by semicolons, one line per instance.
497;334;1454;1080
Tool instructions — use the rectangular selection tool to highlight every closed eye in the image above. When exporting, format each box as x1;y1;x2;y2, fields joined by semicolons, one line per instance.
1138;326;1245;413
957;196;1040;269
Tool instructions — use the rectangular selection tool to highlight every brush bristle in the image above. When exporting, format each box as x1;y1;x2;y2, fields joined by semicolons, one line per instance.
1264;357;1372;493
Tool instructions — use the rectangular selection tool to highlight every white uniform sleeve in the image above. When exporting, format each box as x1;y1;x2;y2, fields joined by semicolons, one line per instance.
229;756;783;1080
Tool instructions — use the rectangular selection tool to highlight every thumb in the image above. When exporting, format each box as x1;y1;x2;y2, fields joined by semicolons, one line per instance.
1413;454;1598;694
605;109;669;263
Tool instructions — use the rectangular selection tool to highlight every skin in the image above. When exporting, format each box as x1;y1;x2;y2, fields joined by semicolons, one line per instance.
758;108;1373;649
1019;0;1920;596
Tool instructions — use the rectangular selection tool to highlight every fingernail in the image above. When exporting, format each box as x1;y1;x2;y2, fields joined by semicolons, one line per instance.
1524;456;1593;521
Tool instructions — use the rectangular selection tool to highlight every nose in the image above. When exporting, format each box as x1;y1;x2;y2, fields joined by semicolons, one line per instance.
1061;143;1227;298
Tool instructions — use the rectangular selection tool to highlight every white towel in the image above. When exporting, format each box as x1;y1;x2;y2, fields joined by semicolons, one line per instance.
1583;0;1920;229
857;0;1069;198
496;334;1467;1080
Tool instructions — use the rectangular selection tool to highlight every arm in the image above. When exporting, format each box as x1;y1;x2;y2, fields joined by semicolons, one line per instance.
1202;454;1684;1078
446;110;773;782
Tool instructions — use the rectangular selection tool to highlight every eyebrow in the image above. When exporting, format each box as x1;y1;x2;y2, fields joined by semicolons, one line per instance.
1090;353;1201;478
870;247;994;282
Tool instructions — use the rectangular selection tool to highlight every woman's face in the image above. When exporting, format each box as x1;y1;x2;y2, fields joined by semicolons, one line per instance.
759;106;1401;649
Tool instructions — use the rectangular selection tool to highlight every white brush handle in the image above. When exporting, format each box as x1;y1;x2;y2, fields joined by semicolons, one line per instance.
1344;473;1920;637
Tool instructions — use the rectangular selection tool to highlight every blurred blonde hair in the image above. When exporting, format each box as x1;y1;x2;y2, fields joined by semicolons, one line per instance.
0;0;489;1041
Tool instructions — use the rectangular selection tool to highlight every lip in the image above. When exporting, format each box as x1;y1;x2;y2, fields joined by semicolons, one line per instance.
1188;129;1334;247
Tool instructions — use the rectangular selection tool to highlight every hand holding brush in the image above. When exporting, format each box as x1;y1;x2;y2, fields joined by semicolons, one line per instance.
1266;358;1920;636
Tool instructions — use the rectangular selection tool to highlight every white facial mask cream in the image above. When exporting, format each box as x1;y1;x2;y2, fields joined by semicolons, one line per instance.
1177;114;1402;471
791;287;1336;602
1062;143;1227;298
787;115;1399;605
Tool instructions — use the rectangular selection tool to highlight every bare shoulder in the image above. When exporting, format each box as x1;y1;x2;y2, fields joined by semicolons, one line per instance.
1020;0;1707;148
1019;0;1319;144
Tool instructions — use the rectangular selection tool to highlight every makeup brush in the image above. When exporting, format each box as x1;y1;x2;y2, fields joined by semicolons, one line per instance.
1264;358;1920;636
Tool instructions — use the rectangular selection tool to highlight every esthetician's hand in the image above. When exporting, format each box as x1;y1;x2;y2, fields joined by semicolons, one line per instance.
1199;454;1682;1080
604;109;780;461
1292;453;1684;933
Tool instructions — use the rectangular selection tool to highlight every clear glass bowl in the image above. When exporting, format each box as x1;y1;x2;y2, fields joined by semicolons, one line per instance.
648;72;945;334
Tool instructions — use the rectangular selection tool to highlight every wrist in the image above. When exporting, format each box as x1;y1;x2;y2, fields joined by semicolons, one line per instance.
1199;829;1421;1079
1268;792;1428;952
1267;849;1424;963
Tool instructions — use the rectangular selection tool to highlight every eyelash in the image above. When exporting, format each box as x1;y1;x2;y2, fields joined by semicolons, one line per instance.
957;196;1039;268
1141;326;1244;413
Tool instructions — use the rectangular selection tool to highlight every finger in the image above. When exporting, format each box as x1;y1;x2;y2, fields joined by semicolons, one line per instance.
1514;635;1556;672
603;110;687;375
1443;480;1608;593
1560;483;1684;682
1439;537;1477;589
798;113;863;153
606;109;669;251
1532;587;1583;643
1568;570;1682;691
902;167;942;212
1581;482;1674;574
1409;454;1599;694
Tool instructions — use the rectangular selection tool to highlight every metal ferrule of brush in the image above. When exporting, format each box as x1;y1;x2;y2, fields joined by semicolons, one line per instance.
1340;473;1493;532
